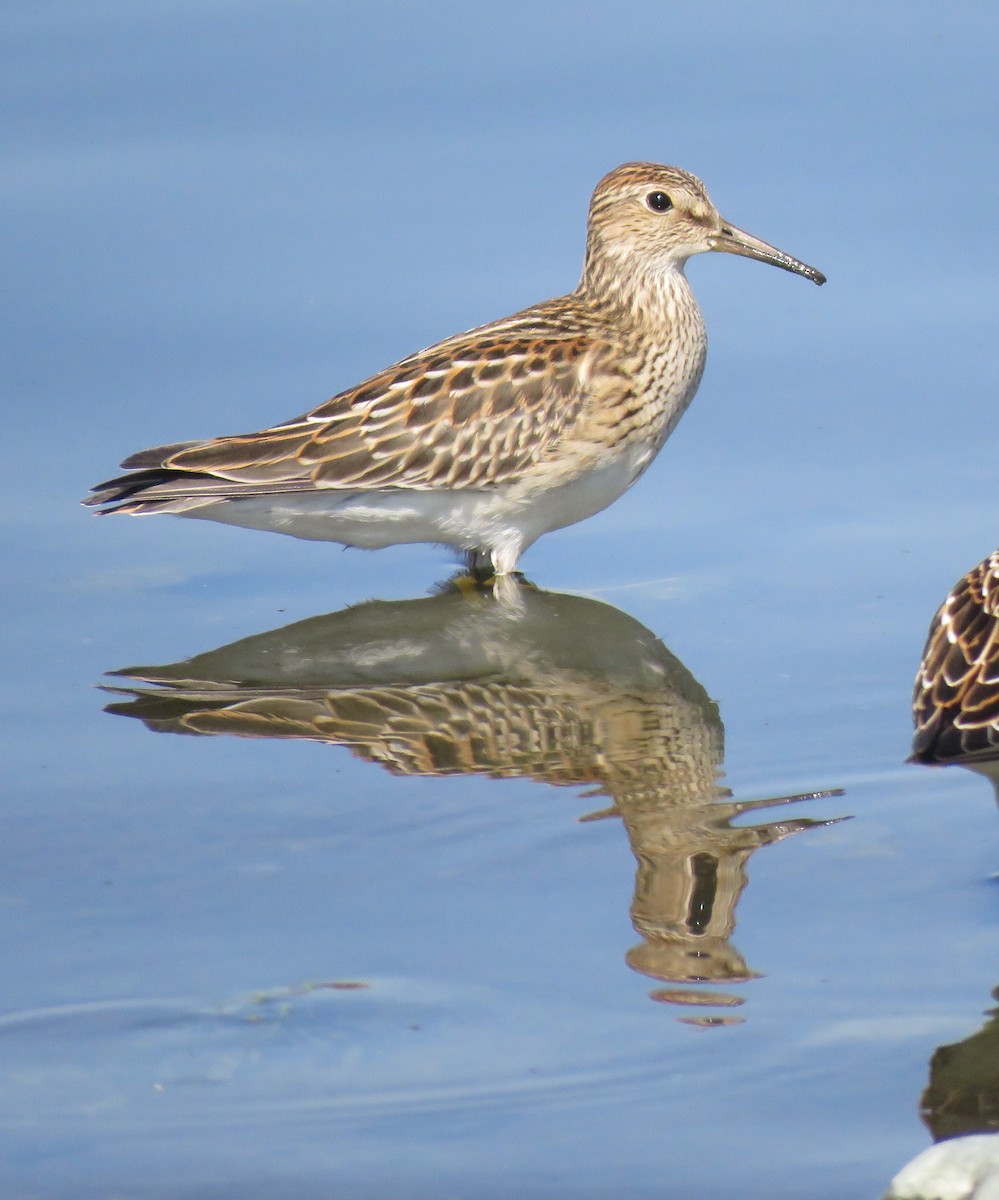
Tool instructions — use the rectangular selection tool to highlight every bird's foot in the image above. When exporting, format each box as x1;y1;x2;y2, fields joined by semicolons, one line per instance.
444;569;531;607
491;571;529;609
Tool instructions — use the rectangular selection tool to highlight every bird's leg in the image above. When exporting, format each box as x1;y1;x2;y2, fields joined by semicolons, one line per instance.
491;571;526;610
465;548;496;581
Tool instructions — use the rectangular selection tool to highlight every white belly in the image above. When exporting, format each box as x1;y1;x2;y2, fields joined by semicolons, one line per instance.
181;445;654;571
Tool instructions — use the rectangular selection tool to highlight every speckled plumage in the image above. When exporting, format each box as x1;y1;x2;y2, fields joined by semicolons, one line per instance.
912;549;999;763
85;162;824;574
104;583;843;1002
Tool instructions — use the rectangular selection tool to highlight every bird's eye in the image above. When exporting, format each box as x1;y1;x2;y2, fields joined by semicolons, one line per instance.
646;191;673;212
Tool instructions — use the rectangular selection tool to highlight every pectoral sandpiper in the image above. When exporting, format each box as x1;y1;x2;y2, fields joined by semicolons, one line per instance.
85;162;825;575
912;549;999;763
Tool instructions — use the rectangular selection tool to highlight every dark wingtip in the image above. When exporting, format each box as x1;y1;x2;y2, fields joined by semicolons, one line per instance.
82;484;119;509
120;449;160;470
82;468;174;512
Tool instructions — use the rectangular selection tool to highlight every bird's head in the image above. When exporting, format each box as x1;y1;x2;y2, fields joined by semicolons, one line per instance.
584;161;825;288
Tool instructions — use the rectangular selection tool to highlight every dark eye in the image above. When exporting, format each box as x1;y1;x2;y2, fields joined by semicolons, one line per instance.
646;191;673;212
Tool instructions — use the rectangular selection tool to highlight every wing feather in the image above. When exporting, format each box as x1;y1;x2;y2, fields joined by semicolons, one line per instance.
87;309;604;511
912;551;999;761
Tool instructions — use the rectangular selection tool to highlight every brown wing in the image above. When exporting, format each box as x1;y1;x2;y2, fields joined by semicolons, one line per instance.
103;316;599;503
911;550;999;762
104;682;604;783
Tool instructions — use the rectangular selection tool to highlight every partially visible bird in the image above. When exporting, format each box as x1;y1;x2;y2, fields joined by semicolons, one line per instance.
85;162;824;576
912;549;999;764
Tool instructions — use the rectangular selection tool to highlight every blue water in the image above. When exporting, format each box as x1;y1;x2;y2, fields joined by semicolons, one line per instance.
5;3;999;1197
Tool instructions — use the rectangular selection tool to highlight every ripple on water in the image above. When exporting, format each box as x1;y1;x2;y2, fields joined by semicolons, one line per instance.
0;977;708;1134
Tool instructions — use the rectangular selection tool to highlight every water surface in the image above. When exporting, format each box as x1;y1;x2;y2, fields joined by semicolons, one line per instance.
4;3;999;1197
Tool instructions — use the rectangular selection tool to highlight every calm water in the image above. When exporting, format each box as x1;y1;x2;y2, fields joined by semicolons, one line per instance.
5;4;999;1198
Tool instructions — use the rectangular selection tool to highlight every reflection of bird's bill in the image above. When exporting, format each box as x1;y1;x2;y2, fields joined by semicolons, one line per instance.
624;790;846;970
103;580;849;1016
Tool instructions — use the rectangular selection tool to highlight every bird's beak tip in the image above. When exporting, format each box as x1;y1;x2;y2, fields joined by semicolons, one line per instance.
712;221;825;287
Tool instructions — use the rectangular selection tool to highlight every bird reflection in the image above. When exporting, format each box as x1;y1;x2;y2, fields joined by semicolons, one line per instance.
883;985;999;1199
921;984;999;1142
103;579;842;1016
911;548;999;802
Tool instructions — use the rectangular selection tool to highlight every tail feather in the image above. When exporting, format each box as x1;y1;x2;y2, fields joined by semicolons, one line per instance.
83;467;316;514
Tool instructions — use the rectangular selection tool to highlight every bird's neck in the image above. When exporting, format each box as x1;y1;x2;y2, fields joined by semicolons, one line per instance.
577;248;700;333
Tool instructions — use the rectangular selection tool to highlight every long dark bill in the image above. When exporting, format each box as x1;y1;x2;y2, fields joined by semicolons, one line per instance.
711;221;826;285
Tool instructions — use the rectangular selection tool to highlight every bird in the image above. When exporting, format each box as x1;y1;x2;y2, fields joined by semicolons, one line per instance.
85;162;825;577
911;549;999;764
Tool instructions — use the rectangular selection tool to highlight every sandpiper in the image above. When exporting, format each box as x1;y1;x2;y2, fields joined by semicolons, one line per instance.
912;548;999;763
85;162;825;575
